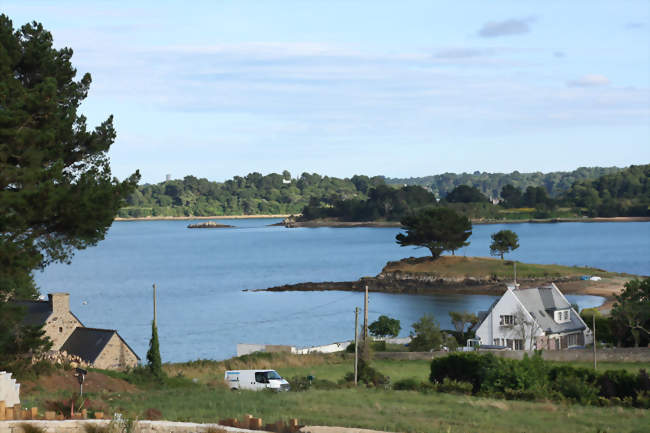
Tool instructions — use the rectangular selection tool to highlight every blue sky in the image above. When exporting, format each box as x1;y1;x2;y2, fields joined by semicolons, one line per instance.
3;0;649;183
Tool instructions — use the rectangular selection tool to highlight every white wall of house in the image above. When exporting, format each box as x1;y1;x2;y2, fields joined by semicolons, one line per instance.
474;289;544;350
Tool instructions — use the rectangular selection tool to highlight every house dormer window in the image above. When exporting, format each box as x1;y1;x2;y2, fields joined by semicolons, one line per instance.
554;309;570;324
499;315;516;326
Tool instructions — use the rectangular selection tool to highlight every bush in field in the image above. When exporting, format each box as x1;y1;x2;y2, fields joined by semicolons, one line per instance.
430;352;650;407
430;352;500;393
393;378;421;391
436;378;473;395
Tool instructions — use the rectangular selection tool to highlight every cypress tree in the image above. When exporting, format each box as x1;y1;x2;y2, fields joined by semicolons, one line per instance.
146;321;163;379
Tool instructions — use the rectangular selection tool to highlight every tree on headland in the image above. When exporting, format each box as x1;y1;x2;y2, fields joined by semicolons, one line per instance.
396;208;472;258
0;15;139;361
611;278;650;347
369;315;401;339
489;230;520;259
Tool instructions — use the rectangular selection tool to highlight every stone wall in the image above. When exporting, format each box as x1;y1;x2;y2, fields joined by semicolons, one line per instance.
43;294;83;351
94;334;139;370
0;420;265;433
373;347;650;362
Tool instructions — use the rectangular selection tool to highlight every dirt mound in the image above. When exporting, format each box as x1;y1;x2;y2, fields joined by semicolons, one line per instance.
21;369;138;395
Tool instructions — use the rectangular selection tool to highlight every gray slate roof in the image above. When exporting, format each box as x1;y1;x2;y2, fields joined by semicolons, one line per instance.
61;327;140;363
512;285;586;334
14;300;53;326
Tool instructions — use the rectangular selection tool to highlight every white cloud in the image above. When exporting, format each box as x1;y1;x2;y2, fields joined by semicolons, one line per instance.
478;17;536;38
567;74;610;87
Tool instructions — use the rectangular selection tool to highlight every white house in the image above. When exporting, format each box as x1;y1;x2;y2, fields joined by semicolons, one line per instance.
473;283;592;350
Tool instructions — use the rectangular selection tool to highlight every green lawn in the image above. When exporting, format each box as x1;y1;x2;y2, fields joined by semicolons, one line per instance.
21;355;650;433
382;255;628;279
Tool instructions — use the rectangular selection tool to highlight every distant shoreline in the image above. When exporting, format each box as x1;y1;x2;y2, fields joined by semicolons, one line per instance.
281;216;650;228
113;215;650;225
114;214;292;221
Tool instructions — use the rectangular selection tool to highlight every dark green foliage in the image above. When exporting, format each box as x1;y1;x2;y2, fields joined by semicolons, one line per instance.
500;184;523;208
386;167;622;199
396;208;472;258
444;185;489;203
489;230;520;259
121;171;373;218
430;352;650;407
563;164;649;217
430;352;500;393
611;278;650;347
393;377;422;391
301;184;436;222
368;315;401;338
409;314;443;352
147;321;163;380
0;14;138;359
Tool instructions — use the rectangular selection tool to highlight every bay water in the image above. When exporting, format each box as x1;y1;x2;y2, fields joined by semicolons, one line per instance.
34;220;649;362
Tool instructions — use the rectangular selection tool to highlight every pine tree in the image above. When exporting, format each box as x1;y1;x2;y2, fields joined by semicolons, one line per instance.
146;321;163;379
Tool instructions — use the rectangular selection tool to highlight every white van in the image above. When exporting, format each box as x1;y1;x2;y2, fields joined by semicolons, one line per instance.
224;369;290;392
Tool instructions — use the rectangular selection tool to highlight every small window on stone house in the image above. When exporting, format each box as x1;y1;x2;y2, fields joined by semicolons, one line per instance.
59;327;63;333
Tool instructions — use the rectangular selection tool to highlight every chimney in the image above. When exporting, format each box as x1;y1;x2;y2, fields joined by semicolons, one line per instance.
48;293;70;314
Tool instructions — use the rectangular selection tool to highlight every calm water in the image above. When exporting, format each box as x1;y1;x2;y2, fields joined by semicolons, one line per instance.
34;220;649;362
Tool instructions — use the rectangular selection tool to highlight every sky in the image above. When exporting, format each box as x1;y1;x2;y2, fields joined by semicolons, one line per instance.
3;0;649;183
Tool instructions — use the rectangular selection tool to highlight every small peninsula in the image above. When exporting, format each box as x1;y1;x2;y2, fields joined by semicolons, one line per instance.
259;256;635;310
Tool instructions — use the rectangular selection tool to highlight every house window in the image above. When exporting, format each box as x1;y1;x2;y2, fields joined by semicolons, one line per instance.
493;339;500;345
514;339;524;350
563;310;569;321
59;327;63;333
500;315;515;326
567;333;579;347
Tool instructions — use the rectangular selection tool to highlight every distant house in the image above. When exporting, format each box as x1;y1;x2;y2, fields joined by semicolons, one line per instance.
473;283;592;350
16;293;139;370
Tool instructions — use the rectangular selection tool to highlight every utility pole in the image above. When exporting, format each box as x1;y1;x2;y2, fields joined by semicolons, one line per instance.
363;285;369;340
593;313;597;370
354;307;359;386
153;283;157;327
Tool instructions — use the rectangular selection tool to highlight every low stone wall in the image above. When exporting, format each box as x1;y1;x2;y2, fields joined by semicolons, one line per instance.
373;347;650;362
0;420;266;433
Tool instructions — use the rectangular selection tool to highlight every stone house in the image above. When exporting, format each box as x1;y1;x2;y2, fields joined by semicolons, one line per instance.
473;283;593;350
17;293;139;370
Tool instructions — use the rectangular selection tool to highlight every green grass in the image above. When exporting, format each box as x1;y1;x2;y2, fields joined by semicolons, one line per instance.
383;255;626;279
21;354;650;433
23;382;649;433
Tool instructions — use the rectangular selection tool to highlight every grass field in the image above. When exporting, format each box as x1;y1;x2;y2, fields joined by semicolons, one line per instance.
382;256;627;279
21;353;650;433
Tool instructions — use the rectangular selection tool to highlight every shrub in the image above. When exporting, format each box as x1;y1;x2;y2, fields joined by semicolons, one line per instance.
436;378;473;395
598;369;638;400
393;378;421;391
430;352;501;393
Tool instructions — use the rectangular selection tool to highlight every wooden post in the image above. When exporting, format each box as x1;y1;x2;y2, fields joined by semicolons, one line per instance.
31;407;38;419
5;407;13;420
250;417;263;429
354;307;359;386
593;313;597;370
0;401;5;420
363;285;369;340
153;283;157;327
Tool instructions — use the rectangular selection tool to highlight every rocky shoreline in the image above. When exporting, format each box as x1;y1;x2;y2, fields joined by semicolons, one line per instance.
187;221;235;229
277;216;650;228
257;273;584;296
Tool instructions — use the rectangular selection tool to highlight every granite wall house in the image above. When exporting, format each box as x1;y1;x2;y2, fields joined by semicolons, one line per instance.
16;293;139;370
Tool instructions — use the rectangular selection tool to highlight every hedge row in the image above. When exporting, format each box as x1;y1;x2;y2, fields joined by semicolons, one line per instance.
429;352;650;407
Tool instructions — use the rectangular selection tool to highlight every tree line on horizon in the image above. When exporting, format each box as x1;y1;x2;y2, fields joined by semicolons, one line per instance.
118;165;648;219
384;166;623;199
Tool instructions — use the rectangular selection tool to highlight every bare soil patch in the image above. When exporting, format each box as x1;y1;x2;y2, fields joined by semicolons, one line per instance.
21;369;138;395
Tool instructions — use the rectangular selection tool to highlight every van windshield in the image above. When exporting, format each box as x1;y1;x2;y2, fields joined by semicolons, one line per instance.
266;371;282;380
